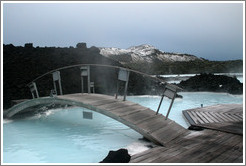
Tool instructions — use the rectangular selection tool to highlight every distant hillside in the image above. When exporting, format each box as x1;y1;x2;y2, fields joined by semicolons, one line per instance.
99;44;203;64
99;44;243;74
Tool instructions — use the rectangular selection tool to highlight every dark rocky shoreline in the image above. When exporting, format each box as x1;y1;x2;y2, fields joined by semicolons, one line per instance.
177;73;243;95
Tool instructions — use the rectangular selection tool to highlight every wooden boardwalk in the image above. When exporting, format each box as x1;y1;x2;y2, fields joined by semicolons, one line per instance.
5;93;187;146
130;129;243;163
130;104;243;163
183;104;243;135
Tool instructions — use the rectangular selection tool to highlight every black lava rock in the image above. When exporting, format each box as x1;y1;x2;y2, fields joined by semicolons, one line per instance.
100;148;131;163
178;73;243;94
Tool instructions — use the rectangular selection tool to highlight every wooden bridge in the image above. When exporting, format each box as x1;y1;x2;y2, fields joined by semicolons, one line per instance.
3;64;243;163
4;64;184;146
4;93;187;146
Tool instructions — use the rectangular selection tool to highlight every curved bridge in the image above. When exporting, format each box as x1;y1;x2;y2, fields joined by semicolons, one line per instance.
4;64;185;146
4;93;187;146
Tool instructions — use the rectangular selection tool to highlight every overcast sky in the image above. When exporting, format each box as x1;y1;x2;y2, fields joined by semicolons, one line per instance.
2;2;244;60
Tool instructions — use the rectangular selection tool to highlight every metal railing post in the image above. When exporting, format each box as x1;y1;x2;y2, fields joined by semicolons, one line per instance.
115;81;119;99
80;66;90;94
81;77;84;93
53;80;57;94
165;91;177;120
52;71;62;95
58;76;63;95
156;94;164;115
87;66;91;94
29;82;39;98
117;68;130;101
90;82;95;93
123;71;130;101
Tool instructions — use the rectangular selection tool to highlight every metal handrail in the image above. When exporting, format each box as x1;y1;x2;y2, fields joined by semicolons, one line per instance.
26;63;182;119
26;63;182;91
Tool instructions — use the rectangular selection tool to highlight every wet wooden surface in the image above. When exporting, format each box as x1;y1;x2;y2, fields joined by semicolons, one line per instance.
130;104;243;163
130;129;242;163
183;104;243;135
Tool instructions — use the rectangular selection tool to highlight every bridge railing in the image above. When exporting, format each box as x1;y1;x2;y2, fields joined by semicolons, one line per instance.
26;64;182;119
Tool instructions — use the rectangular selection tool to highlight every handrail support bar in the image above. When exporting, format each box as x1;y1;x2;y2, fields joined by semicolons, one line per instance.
156;94;164;115
165;91;177;120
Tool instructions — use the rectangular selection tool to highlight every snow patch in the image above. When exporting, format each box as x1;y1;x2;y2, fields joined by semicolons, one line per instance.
99;44;202;63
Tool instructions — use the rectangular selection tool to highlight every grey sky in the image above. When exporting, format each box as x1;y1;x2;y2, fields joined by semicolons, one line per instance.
2;2;244;60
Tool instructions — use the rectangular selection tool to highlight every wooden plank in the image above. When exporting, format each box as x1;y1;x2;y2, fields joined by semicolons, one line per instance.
188;134;242;163
90;99;118;106
199;111;214;123
203;111;220;123
163;131;234;163
174;130;222;150
138;146;185;163
136;114;172;133
110;108;139;117
150;146;189;163
186;111;200;124
232;155;243;163
59;95;107;105
149;121;175;139
226;113;242;121
151;121;187;145
189;111;204;124
194;111;210;124
216;112;231;122
182;111;195;125
234;113;243;119
121;109;156;125
109;104;146;116
130;146;164;161
207;112;224;122
159;128;187;145
217;112;234;122
206;135;242;163
198;121;243;135
100;101;136;111
223;113;240;121
212;112;231;122
209;139;243;163
130;147;168;163
63;93;112;100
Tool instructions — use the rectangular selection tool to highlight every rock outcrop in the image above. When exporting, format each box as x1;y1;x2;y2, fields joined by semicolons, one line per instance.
178;73;243;94
99;149;131;163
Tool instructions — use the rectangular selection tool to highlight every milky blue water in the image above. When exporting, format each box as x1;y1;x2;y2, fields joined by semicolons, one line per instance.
163;73;243;84
2;92;243;163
